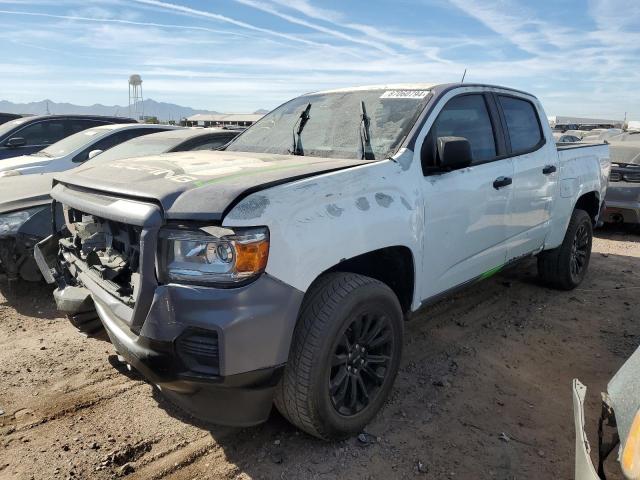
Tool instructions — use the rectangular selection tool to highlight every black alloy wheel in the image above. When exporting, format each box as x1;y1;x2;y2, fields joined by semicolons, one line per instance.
329;312;393;416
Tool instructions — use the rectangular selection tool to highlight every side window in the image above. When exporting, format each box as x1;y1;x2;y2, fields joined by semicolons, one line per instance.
498;96;543;154
73;129;156;162
15;120;67;146
68;119;102;134
427;94;497;167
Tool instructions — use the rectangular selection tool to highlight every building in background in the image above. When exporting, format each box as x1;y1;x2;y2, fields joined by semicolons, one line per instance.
548;115;624;129
182;113;263;128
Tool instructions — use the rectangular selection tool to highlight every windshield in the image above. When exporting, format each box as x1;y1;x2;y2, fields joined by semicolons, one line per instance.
34;127;105;158
226;89;431;159
92;135;182;162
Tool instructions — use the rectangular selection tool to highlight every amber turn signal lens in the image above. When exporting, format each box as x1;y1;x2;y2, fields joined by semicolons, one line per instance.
622;410;640;479
234;239;269;273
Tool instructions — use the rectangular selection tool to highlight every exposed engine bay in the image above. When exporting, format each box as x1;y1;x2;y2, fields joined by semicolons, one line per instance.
59;206;141;305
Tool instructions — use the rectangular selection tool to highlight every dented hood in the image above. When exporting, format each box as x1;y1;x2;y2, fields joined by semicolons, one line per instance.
52;150;366;220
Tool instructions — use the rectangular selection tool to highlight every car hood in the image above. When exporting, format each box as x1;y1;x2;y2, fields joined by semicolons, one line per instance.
610;141;640;166
53;150;368;220
0;172;54;214
0;154;56;173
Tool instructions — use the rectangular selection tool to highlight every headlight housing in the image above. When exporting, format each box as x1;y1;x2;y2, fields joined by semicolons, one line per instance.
0;207;46;238
158;226;269;286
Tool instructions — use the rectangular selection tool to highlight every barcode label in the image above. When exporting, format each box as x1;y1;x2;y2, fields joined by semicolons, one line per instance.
380;90;430;99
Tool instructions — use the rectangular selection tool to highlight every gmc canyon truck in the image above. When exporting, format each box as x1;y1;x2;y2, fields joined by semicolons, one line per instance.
36;83;610;439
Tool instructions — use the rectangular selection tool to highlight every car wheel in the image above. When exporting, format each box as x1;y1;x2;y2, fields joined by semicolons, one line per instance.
538;208;593;290
274;272;403;440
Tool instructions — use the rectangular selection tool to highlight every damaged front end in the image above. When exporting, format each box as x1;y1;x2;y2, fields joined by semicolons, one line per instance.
574;344;640;479
35;203;143;330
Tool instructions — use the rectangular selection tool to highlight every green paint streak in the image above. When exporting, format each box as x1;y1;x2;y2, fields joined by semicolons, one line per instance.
192;162;313;188
480;264;503;280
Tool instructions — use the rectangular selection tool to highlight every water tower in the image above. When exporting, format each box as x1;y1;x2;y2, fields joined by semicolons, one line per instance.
128;74;144;120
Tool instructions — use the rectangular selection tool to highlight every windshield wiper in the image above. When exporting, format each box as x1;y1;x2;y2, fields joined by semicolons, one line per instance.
289;102;311;156
359;100;374;160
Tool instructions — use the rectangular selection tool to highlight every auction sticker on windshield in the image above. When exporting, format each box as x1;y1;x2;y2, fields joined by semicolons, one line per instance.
380;90;429;99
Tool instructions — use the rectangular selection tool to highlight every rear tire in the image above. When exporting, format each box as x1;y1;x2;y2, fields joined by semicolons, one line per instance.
274;272;403;440
538;208;593;290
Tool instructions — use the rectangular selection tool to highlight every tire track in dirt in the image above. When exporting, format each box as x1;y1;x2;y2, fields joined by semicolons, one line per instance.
7;377;146;433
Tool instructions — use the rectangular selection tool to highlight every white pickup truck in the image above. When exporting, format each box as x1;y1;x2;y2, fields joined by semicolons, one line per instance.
36;83;610;439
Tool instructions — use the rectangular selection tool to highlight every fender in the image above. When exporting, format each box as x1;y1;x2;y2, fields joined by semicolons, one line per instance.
223;149;424;307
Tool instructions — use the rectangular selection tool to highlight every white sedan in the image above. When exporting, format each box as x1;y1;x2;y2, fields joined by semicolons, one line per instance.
0;123;182;177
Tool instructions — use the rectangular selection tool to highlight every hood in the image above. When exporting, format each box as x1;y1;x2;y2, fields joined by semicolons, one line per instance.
0;172;54;214
53;150;367;220
609;141;640;166
0;154;54;174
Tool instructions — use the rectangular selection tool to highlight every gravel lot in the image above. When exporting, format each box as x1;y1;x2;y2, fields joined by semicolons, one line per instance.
1;226;638;480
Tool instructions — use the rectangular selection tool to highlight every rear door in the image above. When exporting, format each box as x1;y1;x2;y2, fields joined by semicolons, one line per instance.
496;94;558;260
420;92;514;300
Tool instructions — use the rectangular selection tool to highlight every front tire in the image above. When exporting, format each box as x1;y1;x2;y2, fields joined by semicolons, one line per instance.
538;208;593;290
274;272;403;440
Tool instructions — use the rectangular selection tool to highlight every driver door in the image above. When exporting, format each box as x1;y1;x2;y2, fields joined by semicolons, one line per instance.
420;93;514;300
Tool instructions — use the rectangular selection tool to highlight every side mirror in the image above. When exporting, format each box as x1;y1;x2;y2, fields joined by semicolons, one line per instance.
437;136;472;170
5;137;26;148
87;149;103;160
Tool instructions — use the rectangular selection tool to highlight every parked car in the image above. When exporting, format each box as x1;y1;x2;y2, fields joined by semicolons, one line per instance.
0;173;61;281
35;83;609;439
602;141;640;226
554;133;582;143
91;127;240;163
573;344;640;479
0;124;180;177
0;113;23;125
0;128;239;282
582;129;624;142
0;115;135;161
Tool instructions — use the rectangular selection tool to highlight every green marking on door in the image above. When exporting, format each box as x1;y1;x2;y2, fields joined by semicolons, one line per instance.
480;264;503;280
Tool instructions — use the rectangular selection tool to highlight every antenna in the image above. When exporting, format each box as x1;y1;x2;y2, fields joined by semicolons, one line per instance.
45;100;50;115
128;74;144;121
460;69;467;83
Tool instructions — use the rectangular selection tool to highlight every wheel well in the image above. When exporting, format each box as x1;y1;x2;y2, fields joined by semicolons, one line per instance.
324;246;415;314
574;191;600;224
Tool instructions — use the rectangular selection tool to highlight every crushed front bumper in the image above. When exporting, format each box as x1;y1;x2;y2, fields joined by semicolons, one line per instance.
36;231;304;426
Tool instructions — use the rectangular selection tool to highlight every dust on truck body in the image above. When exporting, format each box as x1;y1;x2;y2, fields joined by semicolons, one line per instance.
36;83;610;439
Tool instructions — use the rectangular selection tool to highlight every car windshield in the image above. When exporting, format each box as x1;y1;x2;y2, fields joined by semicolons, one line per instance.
92;135;184;162
33;127;106;157
226;88;431;159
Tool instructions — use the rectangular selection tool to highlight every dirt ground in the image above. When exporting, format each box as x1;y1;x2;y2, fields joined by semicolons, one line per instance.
1;226;639;480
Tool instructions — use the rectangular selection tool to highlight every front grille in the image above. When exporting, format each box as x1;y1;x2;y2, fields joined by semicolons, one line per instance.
176;329;220;376
610;171;622;182
60;206;142;306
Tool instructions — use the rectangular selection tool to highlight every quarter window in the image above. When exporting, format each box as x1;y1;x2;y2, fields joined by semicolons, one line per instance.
429;94;497;165
498;96;543;154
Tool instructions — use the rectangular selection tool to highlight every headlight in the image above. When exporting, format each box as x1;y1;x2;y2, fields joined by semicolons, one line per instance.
159;226;269;286
0;207;46;238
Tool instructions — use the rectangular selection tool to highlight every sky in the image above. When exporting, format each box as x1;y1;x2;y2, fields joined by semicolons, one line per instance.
0;0;638;118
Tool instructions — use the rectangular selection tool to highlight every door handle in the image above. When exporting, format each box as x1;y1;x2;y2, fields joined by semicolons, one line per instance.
542;165;557;175
493;176;512;189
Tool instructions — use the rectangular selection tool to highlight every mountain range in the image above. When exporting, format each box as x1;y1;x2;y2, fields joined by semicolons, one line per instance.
0;99;267;121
